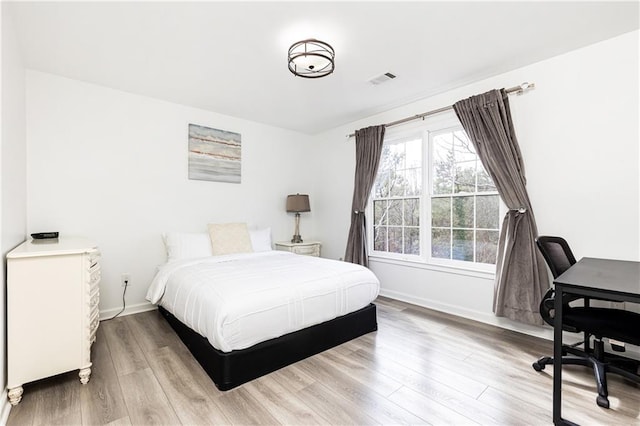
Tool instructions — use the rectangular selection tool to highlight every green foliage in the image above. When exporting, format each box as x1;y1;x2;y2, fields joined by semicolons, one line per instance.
372;129;499;263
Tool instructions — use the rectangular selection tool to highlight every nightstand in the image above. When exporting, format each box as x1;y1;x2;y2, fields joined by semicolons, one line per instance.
275;241;321;257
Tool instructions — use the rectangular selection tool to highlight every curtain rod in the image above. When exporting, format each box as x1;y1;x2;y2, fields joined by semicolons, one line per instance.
346;82;535;139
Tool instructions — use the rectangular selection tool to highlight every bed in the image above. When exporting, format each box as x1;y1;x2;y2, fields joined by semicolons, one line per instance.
146;246;379;390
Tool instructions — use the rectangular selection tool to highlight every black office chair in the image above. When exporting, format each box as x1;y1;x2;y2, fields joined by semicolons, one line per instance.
533;236;640;408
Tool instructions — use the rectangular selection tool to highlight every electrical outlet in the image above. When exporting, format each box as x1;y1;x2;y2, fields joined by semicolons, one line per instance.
121;273;131;287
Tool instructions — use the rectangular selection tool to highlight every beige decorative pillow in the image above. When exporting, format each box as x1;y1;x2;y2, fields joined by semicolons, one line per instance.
208;223;254;256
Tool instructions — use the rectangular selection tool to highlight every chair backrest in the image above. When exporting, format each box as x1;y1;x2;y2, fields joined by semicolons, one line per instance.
536;236;580;330
536;236;577;279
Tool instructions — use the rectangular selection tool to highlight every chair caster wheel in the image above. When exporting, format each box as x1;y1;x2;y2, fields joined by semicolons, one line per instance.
532;357;551;372
596;395;610;409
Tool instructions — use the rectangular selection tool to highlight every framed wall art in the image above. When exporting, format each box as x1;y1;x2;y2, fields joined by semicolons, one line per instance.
188;123;241;183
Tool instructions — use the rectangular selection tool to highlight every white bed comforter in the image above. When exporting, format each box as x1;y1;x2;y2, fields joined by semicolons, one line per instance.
146;251;379;352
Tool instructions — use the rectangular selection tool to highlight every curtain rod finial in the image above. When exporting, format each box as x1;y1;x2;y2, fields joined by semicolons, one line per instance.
516;82;535;95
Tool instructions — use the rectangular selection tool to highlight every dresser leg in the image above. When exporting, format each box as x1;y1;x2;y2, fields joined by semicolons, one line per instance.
8;386;23;405
79;367;92;384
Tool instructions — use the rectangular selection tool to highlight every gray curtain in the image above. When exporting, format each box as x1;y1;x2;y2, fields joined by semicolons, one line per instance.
453;89;548;326
345;125;386;267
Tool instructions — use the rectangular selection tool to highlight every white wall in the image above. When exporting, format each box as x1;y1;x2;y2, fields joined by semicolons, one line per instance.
19;27;640;336
1;4;28;420
26;71;317;316
312;30;639;335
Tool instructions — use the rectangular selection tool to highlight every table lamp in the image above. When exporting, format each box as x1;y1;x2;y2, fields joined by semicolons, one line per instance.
286;194;310;243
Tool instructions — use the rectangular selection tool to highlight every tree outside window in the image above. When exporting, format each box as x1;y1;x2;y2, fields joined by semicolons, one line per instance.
431;129;499;265
372;137;421;256
370;125;500;268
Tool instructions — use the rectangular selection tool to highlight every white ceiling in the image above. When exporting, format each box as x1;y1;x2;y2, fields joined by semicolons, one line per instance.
7;1;639;134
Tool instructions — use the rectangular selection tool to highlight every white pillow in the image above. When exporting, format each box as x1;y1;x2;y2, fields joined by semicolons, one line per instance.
249;227;272;252
208;223;254;256
162;232;213;262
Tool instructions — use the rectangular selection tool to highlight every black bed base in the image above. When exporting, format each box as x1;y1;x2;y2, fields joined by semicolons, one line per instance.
158;303;378;391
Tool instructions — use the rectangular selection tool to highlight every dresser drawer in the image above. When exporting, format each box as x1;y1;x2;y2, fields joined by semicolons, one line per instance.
90;288;100;313
89;321;99;345
292;245;320;256
87;251;100;270
89;310;100;339
89;267;101;290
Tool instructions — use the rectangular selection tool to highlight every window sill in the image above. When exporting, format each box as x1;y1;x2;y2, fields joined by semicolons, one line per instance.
368;255;496;280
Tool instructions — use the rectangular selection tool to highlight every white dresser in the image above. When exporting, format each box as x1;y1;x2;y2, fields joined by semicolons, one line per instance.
6;238;100;405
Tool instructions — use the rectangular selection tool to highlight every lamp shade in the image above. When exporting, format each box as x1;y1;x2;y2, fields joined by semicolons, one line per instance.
286;194;310;213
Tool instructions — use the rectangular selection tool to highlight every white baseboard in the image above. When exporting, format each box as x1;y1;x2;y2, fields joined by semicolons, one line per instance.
99;301;156;321
379;289;640;358
0;389;11;425
379;288;554;341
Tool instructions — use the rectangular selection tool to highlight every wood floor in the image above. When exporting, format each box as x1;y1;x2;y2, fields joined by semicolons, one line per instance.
8;297;640;425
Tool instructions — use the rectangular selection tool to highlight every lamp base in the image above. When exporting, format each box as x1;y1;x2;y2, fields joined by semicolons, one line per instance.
291;212;303;243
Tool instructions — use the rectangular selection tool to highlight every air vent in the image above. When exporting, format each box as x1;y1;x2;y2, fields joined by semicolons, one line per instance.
368;72;397;85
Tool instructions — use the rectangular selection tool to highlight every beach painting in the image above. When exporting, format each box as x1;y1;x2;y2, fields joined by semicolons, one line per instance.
188;124;241;183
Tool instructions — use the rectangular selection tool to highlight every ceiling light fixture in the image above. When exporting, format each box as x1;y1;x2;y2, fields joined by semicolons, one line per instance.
288;39;335;79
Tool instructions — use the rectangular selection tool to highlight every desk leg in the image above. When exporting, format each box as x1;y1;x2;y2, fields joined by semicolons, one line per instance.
553;287;563;424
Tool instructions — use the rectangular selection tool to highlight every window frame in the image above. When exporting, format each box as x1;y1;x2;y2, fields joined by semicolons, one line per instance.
367;114;504;274
369;131;425;262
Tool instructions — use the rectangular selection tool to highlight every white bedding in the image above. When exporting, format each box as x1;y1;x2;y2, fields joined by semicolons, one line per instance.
146;251;380;352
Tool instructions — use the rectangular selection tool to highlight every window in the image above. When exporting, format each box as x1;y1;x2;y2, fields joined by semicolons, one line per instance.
369;120;501;270
372;136;422;256
430;129;500;265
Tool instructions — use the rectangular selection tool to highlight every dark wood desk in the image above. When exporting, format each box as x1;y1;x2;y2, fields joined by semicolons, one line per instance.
553;257;640;425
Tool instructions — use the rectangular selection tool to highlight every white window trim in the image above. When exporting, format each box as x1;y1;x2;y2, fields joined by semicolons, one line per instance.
367;113;503;276
368;127;425;262
368;254;496;280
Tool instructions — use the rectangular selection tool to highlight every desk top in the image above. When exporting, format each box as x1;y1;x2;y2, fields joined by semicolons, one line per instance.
555;257;640;298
